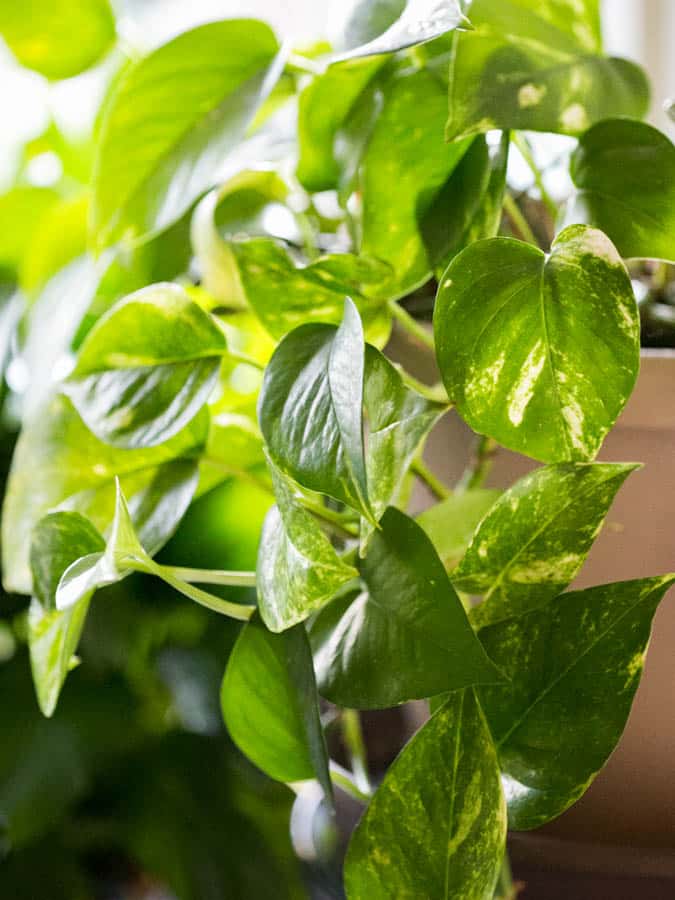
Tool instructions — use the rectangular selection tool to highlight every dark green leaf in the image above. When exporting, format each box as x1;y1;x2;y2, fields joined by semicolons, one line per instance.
344;689;506;899
0;0;115;79
417;488;501;570
257;462;357;632
566;118;675;263
311;507;502;708
296;57;385;192
336;0;468;61
221;615;332;798
259;302;375;521
478;575;675;829
2;394;206;594
355;68;472;294
447;0;649;140
64;283;226;448
456;463;637;627
422;132;509;273
228;238;392;345
91;20;281;248
434;226;640;463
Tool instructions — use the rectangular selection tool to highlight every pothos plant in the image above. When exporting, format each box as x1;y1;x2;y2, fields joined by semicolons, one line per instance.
2;0;675;897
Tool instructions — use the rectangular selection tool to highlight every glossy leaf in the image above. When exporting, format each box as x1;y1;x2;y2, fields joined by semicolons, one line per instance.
229;238;391;344
28;512;105;717
457;463;637;627
344;689;506;899
447;0;648;140
2;394;206;594
257;463;358;632
566;118;675;263
421;132;509;274
311;507;502;709
0;0;115;79
259;303;374;521
221;615;331;798
434;226;640;463
336;0;468;61
91;20;281;248
478;575;675;829
357;68;472;294
296;57;385;192
64;283;226;448
417;488;501;570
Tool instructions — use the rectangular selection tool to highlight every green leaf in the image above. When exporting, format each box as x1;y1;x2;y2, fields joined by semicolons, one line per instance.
417;489;501;570
344;689;506;899
221;615;332;798
91;20;281;248
191;170;290;307
228;238;392;345
446;0;649;140
20;194;89;296
455;463;637;627
361;345;447;540
197;412;266;496
30;512;105;611
63;283;227;448
311;507;502;709
478;575;675;829
259;302;375;522
335;0;468;61
296;57;385;192
566;118;675;263
356;68;473;294
0;0;115;79
434;226;640;463
0;186;59;274
257;463;358;633
421;132;509;274
27;512;105;716
2;394;206;594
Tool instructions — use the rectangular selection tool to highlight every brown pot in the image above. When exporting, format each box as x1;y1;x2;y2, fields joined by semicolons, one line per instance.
391;328;675;849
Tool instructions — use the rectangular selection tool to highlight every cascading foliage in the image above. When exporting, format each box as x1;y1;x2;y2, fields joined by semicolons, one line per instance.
2;0;675;896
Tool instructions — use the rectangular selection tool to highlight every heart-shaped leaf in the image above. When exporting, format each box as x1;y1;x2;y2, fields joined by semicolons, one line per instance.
2;395;207;595
0;0;115;80
421;132;509;274
344;689;506;899
311;507;502;709
221;615;332;800
446;0;649;140
566;118;675;263
257;463;358;632
478;575;675;829
335;0;468;62
64;283;227;448
91;20;281;248
434;225;640;463
30;512;105;611
456;463;637;627
259;300;374;522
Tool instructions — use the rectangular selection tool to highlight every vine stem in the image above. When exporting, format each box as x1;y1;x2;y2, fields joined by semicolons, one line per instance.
329;762;372;805
494;852;521;899
502;193;538;247
512;132;559;220
341;709;372;797
457;435;498;492
388;300;436;351
224;349;265;371
411;457;451;500
162;565;257;587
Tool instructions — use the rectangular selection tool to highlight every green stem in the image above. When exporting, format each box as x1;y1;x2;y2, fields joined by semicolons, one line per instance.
329;761;372;805
163;565;257;587
224;349;265;371
457;435;498;492
396;365;449;404
502;193;538;247
411;457;451;501
300;496;359;538
512;132;558;220
341;709;372;796
388;300;436;351
494;852;519;899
